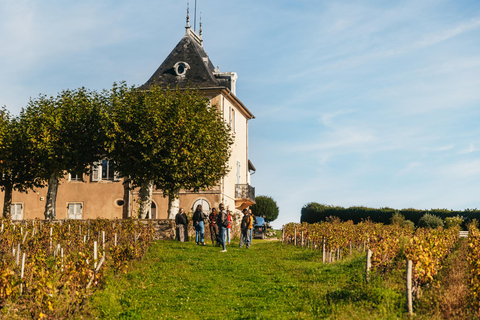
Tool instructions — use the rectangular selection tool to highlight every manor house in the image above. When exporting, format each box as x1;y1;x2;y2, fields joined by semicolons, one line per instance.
2;18;256;220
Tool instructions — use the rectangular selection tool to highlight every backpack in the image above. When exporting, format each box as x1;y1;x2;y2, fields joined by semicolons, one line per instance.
241;215;249;229
217;211;228;228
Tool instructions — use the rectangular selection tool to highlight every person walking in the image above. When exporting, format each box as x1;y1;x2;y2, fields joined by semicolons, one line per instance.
192;204;206;245
226;210;232;245
209;208;219;246
175;208;188;242
239;209;250;248
216;204;228;252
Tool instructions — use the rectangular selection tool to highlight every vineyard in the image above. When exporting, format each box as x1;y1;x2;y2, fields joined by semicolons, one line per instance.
282;219;480;315
0;218;155;319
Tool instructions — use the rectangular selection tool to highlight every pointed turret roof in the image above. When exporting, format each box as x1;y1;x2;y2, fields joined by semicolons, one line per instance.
140;27;232;90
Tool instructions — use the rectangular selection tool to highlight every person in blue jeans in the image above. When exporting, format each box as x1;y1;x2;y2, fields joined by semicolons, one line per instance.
216;204;228;252
192;204;207;245
248;209;256;244
239;209;251;248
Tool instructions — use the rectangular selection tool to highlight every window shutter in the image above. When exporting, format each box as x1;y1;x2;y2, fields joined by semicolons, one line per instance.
91;161;102;181
68;203;74;219
76;203;82;219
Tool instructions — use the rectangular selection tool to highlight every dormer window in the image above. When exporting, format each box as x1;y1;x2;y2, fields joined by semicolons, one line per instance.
174;61;190;76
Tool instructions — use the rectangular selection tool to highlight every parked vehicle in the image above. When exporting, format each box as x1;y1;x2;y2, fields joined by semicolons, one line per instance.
253;216;267;239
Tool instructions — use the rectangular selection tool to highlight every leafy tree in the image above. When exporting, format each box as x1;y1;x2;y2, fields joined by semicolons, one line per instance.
20;88;108;219
444;215;463;229
0;108;43;218
418;213;444;229
250;195;279;222
300;202;329;223
109;84;233;219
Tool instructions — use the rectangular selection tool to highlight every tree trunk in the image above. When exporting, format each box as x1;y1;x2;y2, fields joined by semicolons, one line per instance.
168;190;180;220
138;180;153;219
2;182;13;219
44;174;59;220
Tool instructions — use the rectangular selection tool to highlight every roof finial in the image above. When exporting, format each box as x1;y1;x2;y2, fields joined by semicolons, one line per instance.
194;0;197;32
186;1;191;29
199;13;203;38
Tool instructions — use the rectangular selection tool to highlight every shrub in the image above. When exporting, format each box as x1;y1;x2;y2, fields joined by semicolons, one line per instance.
418;213;444;229
390;212;405;225
403;220;415;230
444;215;463;229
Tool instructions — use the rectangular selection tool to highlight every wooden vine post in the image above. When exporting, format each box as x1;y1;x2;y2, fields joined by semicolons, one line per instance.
322;237;326;263
366;249;372;283
406;260;413;316
294;228;297;246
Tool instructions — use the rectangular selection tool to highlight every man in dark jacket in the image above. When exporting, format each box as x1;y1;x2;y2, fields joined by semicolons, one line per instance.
216;204;228;252
175;208;189;242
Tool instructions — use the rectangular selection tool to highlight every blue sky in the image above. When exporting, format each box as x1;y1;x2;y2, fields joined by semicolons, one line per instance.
1;1;480;228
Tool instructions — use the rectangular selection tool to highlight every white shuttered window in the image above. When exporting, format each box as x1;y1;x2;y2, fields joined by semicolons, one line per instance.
68;203;82;219
11;203;23;220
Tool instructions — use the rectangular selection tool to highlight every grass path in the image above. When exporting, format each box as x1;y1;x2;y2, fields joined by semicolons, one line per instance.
415;239;475;319
77;240;408;319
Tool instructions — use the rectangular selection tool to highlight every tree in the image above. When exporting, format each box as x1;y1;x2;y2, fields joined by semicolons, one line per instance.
20;88;108;219
0;108;42;218
109;84;233;219
250;195;279;222
418;213;444;229
300;202;329;223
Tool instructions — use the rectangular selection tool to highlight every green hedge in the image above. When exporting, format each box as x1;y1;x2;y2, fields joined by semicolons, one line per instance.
300;202;480;226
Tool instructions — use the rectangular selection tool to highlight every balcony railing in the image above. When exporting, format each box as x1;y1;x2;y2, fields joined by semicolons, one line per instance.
235;184;255;202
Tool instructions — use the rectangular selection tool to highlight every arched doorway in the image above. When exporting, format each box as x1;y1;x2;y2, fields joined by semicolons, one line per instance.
192;198;210;214
148;201;157;219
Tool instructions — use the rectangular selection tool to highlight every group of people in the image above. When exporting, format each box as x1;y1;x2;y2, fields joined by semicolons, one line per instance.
174;205;256;252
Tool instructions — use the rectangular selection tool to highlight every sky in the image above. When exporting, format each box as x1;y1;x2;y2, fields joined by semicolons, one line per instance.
1;0;480;228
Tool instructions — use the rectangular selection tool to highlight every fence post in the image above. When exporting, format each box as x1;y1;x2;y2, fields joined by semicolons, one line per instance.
102;231;105;257
322;237;326;263
406;260;413;316
94;241;98;269
294;228;297;246
301;231;304;247
366;249;372;283
20;252;26;295
281;227;284;244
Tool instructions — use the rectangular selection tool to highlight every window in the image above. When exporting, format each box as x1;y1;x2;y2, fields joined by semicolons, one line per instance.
173;61;190;76
236;160;241;184
229;107;236;133
68;203;82;219
192;198;210;214
91;160;121;182
102;160;115;180
69;172;83;182
11;203;23;220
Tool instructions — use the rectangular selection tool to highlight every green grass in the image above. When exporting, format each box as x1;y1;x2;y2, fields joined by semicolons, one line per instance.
78;240;408;319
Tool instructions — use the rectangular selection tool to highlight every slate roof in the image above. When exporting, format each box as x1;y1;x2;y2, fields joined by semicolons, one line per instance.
140;28;232;90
